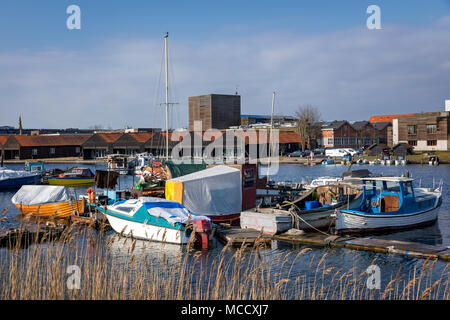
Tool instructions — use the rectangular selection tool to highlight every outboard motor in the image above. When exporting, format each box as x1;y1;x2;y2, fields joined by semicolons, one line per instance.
193;219;212;249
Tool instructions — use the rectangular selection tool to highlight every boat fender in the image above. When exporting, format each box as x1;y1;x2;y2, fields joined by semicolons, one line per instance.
87;187;96;204
193;219;212;249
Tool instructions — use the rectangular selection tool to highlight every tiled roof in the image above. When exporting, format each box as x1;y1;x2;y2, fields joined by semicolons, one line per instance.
278;131;301;143
231;130;300;144
0;136;9;146
369;114;415;123
128;132;156;143
12;135;92;147
96;133;123;143
322;120;348;130
372;122;391;130
351;121;371;131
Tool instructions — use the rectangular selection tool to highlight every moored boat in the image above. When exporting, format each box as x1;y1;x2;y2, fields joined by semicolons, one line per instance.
165;165;243;225
321;159;334;165
428;156;439;166
0;167;41;190
334;177;442;234
245;182;363;232
106;154;135;175
47;168;95;187
11;185;84;218
98;197;212;246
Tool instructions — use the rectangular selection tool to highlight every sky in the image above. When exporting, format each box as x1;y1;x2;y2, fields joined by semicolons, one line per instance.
0;0;450;129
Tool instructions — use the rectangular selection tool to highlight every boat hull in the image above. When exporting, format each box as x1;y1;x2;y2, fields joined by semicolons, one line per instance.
207;213;241;226
335;206;440;234
104;212;189;244
15;200;84;218
296;210;334;230
47;178;95;187
0;175;40;190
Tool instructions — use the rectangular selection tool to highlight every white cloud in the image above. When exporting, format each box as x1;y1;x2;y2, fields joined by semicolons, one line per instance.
1;23;450;129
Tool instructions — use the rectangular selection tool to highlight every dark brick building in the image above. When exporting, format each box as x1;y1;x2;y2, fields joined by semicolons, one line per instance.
189;94;241;131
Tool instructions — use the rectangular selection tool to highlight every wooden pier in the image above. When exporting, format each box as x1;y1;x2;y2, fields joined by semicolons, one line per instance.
216;226;450;261
0;223;65;247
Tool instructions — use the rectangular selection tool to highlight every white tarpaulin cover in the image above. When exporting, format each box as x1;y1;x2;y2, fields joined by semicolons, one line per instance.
167;165;242;216
11;185;70;206
0;168;37;182
110;197;210;225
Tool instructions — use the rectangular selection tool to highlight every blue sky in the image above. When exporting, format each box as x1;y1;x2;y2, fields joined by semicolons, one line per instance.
1;0;450;129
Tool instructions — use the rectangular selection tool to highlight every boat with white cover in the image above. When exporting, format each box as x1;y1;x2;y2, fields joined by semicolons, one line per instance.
99;197;212;245
0;167;41;190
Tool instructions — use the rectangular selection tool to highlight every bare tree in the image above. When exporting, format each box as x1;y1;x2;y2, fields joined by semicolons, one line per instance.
295;105;322;151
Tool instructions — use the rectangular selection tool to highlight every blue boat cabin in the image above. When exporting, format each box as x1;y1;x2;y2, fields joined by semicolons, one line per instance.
356;177;435;215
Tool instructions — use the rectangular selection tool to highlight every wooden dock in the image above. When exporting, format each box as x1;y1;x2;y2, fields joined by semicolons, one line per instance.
216;226;450;261
215;225;273;246
0;223;65;247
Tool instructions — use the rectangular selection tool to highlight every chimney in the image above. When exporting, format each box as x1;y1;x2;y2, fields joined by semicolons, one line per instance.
18;114;23;135
445;99;450;112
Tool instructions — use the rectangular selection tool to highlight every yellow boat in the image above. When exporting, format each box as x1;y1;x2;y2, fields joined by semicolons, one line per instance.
11;185;84;219
47;168;95;187
15;200;84;218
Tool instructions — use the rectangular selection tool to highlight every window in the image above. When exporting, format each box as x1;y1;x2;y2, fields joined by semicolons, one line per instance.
427;140;437;146
407;125;417;135
50;148;55;154
403;181;413;196
327;138;333;145
408;140;417;146
75;147;80;154
32;149;37;156
426;124;437;134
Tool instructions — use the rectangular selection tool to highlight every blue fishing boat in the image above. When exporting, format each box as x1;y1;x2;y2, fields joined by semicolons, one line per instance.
0;167;41;190
98;197;213;247
321;159;334;165
334;177;442;234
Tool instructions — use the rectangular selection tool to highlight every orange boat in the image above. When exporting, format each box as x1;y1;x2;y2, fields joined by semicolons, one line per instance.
11;185;84;219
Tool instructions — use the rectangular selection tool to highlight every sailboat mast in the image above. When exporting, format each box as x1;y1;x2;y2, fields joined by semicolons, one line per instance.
267;91;275;182
269;91;275;157
164;32;169;161
270;92;275;133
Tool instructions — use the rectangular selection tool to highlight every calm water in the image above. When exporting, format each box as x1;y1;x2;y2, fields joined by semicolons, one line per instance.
1;162;449;298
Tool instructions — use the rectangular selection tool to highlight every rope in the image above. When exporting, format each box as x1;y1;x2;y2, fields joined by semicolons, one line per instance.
282;200;332;236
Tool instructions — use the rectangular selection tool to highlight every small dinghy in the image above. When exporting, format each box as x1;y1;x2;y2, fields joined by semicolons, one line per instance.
12;185;84;218
334;177;442;234
99;197;213;247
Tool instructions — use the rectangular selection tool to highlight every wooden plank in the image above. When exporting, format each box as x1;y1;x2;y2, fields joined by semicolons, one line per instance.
345;238;447;255
216;226;272;246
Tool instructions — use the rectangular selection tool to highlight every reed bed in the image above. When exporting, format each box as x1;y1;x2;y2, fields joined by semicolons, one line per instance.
0;222;449;300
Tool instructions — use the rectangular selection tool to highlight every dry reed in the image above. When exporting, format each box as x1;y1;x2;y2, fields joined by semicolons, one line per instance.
0;222;448;300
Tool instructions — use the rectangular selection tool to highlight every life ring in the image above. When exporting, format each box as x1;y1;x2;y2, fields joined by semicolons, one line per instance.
371;200;378;207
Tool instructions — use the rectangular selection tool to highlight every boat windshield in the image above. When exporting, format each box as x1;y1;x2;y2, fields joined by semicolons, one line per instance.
384;181;400;193
402;181;413;196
